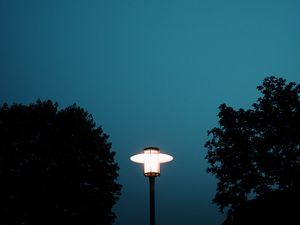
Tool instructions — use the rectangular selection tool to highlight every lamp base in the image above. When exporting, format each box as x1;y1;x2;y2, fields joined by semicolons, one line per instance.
144;172;160;177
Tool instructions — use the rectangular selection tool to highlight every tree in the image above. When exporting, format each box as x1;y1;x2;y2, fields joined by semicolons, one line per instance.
204;76;300;216
221;189;299;225
0;100;122;225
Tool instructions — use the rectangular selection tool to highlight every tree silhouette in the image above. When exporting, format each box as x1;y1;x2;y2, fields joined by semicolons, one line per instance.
204;76;300;217
221;188;299;225
0;100;122;225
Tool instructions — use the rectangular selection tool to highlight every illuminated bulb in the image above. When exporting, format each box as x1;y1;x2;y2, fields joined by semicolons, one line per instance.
130;147;173;177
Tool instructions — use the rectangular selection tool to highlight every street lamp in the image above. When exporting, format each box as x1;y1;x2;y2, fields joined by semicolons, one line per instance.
130;147;173;225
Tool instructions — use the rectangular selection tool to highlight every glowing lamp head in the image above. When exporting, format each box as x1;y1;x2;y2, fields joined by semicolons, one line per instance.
130;147;173;177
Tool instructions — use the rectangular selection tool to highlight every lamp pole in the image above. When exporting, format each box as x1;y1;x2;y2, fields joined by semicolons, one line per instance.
149;176;155;225
130;147;173;225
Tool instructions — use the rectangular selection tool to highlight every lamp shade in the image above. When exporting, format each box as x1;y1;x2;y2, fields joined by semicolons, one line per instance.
130;147;173;177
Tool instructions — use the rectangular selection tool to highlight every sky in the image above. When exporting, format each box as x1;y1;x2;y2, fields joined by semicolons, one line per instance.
1;0;300;225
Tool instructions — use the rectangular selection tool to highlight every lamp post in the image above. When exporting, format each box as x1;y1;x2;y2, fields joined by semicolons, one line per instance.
130;147;173;225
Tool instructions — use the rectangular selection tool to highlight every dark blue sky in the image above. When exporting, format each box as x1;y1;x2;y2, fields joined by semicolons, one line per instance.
1;0;300;225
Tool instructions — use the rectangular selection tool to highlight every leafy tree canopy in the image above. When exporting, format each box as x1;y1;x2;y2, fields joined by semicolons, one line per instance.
0;100;122;225
205;76;300;214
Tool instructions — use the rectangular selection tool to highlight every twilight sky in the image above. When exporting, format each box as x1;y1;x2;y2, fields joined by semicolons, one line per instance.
1;0;300;225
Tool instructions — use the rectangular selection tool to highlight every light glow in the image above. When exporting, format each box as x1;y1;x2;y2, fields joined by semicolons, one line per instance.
130;147;173;176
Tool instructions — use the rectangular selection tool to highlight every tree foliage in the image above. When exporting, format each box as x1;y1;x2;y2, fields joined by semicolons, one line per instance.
0;100;122;225
221;189;299;225
204;76;300;214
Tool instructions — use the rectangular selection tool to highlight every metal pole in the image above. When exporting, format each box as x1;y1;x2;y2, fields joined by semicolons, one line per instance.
149;176;155;225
